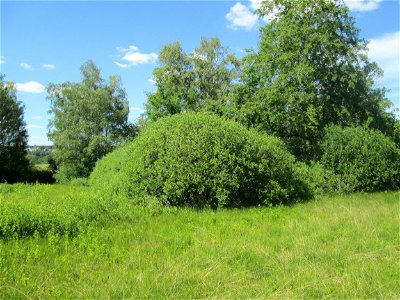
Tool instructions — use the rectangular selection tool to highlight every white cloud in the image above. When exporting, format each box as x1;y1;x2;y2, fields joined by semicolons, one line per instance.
368;31;399;106
226;2;259;30
368;32;399;81
128;111;144;121
227;0;382;31
249;0;263;10
148;76;156;85
226;1;275;30
344;0;382;12
26;124;44;129
15;81;45;94
129;106;146;113
128;106;145;121
123;52;158;65
368;32;399;60
20;62;34;70
0;56;5;64
42;64;55;70
117;45;139;53
115;45;158;68
31;115;42;120
28;136;50;145
114;61;129;68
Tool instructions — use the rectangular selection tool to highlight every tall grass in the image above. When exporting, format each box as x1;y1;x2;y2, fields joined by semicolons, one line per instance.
0;185;398;298
0;184;138;238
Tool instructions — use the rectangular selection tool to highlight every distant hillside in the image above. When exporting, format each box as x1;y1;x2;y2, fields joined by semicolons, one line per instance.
27;146;53;165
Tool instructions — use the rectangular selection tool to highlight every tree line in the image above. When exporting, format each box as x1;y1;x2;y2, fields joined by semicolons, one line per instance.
1;0;399;183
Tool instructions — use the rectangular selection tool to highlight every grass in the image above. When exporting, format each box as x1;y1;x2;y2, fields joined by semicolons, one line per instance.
32;164;51;171
0;184;399;298
0;184;138;238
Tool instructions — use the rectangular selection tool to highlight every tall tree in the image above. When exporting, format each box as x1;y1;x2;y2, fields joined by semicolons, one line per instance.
47;60;132;182
232;0;398;159
146;41;196;121
0;75;30;183
146;37;239;121
192;37;239;114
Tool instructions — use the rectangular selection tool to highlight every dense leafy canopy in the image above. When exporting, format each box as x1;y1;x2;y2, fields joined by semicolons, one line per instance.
0;75;30;183
2;0;399;199
89;140;132;195
319;125;400;192
91;113;312;207
47;60;132;182
146;37;239;121
231;0;398;159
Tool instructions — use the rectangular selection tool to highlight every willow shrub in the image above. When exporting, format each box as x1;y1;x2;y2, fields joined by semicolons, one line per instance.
90;113;312;208
319;125;400;192
89;142;132;195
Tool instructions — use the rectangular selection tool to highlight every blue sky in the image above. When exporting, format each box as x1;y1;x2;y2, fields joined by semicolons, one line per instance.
1;0;399;145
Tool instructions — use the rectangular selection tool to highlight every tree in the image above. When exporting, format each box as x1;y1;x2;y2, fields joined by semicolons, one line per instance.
0;75;30;183
192;37;240;115
47;60;132;182
145;37;239;121
146;41;196;121
232;0;398;159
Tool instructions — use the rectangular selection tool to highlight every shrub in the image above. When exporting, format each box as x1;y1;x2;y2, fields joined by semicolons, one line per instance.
296;162;351;196
318;125;400;192
89;142;132;195
90;113;312;208
69;177;89;186
26;168;55;184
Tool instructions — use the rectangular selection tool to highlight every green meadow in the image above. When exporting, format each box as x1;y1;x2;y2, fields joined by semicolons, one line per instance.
2;0;400;298
1;184;398;298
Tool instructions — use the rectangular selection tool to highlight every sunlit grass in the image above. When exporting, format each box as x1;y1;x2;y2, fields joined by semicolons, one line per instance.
0;186;399;298
32;164;51;171
0;184;138;238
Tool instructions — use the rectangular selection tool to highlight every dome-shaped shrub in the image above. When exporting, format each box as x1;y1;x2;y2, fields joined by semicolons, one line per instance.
319;125;400;192
89;141;132;195
91;113;312;207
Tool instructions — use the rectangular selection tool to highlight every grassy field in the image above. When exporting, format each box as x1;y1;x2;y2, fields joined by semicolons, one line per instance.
0;184;399;298
32;164;51;171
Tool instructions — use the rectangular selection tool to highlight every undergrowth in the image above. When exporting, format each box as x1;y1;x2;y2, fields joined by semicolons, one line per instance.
0;189;398;298
0;184;141;239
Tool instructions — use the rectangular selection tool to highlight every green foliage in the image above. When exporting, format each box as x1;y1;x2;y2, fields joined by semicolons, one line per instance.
232;0;398;160
319;125;400;192
89;141;132;195
1;191;399;298
296;161;351;196
47;60;134;182
391;119;400;147
27;146;53;165
26;167;55;184
0;184;136;239
91;113;312;207
0;75;30;183
146;37;239;121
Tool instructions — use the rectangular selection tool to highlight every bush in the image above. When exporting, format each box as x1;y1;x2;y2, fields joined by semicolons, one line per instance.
26;168;55;184
90;113;312;208
296;161;351;196
318;125;400;192
89;142;132;195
